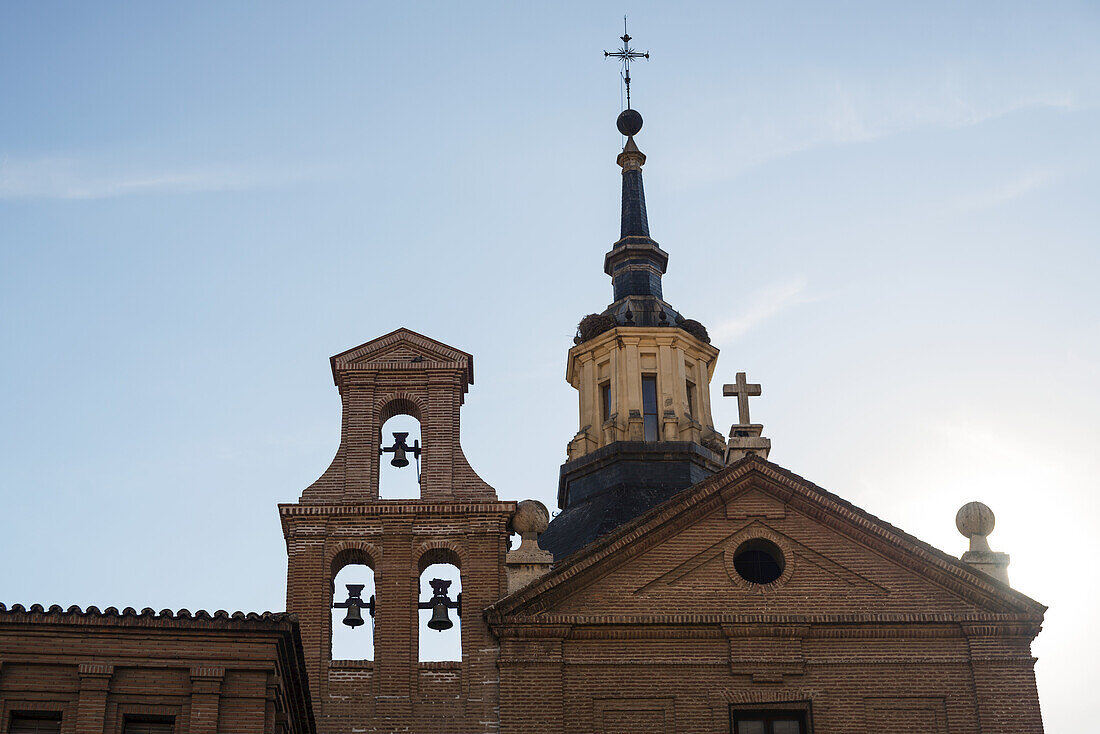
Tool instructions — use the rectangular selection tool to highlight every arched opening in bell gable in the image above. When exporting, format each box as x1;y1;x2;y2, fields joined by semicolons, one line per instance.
378;398;422;500
417;547;462;663
330;550;376;662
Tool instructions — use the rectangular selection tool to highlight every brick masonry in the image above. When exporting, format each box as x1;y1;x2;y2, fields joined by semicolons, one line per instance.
0;606;314;734
282;329;513;733
487;457;1046;733
284;328;1046;733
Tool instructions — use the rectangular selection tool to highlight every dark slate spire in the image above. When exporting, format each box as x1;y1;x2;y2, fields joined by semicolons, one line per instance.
620;157;650;237
604;109;671;305
617;110;650;239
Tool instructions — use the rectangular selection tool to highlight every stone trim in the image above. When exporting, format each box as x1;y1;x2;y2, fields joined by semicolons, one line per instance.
566;326;718;383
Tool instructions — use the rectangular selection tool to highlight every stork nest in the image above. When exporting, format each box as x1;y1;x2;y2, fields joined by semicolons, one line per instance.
677;318;711;344
576;313;618;343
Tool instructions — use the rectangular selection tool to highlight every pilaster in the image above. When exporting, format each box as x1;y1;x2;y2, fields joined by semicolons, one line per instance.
76;662;113;734
188;666;224;734
375;522;416;710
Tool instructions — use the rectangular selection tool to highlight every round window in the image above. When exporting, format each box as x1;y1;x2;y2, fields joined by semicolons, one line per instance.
732;538;785;585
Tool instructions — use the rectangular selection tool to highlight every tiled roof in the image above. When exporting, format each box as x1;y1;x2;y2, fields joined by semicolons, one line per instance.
0;603;296;626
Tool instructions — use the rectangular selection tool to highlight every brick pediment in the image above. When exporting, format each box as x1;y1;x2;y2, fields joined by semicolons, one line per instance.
330;327;474;385
487;456;1045;624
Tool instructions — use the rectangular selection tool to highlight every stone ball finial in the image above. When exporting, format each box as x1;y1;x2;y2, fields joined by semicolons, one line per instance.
511;499;550;537
956;501;996;539
617;108;643;137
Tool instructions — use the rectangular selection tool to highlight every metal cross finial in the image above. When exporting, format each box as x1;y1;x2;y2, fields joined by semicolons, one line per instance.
722;372;762;425
604;16;649;109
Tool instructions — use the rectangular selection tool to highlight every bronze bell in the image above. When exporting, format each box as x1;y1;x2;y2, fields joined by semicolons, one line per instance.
427;601;453;631
389;445;408;468
342;604;364;628
389;432;410;468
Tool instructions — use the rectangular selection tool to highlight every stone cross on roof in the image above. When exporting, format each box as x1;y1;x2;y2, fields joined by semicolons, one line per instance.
722;372;762;425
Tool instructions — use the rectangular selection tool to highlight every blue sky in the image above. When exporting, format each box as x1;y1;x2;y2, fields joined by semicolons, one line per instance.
2;1;1098;727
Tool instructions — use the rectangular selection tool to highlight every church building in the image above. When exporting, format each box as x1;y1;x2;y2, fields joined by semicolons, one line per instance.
0;35;1046;734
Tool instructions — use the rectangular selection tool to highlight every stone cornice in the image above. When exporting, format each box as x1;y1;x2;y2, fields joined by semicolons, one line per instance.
566;325;718;383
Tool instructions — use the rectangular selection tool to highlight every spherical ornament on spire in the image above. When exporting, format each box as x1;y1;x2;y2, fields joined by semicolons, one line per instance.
617;108;643;137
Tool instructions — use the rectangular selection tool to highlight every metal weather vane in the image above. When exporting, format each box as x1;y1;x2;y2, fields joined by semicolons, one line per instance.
604;16;649;110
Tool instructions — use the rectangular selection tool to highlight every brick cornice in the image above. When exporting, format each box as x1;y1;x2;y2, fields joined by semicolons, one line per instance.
489;613;1042;636
279;502;515;518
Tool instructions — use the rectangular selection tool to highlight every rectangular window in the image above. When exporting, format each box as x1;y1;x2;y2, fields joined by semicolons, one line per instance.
641;375;659;442
9;714;62;734
731;710;807;734
123;719;175;734
600;381;611;423
685;380;696;418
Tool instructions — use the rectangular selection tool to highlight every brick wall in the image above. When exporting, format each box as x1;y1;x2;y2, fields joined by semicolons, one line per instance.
495;621;1042;733
488;458;1046;733
281;503;513;734
0;607;314;734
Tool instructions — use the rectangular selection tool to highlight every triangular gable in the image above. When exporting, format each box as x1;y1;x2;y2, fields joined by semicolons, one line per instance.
633;517;890;597
329;327;474;384
487;455;1045;622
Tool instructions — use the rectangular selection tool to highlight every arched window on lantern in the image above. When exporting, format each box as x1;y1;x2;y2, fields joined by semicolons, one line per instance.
416;548;461;662
379;398;422;500
330;551;376;662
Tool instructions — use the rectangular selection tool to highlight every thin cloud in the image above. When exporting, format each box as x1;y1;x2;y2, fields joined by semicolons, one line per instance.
953;167;1062;211
0;155;295;200
710;275;814;343
668;71;1080;185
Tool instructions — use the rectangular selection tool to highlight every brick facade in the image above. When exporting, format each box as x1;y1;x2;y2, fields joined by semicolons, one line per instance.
280;329;1046;733
0;606;314;734
488;457;1046;733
